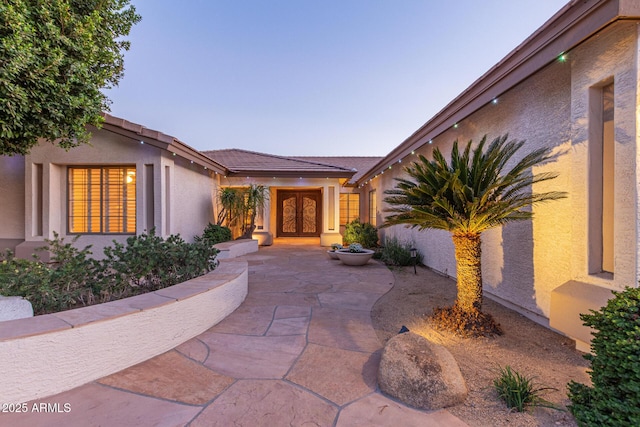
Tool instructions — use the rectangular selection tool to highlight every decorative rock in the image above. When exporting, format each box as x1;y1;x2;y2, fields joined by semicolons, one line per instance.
0;295;34;321
378;332;467;410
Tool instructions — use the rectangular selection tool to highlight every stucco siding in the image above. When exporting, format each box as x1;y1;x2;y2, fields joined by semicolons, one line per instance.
0;156;26;244
569;22;638;289
171;155;215;240
366;21;639;323
15;128;216;257
368;46;575;320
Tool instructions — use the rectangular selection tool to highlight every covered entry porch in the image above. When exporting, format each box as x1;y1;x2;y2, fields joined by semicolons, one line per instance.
219;178;345;247
204;148;362;246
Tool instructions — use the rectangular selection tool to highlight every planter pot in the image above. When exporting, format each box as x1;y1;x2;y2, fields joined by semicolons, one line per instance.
336;249;375;266
327;250;340;260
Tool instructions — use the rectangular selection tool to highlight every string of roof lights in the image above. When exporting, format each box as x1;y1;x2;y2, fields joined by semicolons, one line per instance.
356;94;502;188
357;50;570;189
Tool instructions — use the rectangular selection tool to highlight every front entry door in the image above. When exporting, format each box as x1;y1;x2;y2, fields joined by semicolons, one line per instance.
277;190;322;237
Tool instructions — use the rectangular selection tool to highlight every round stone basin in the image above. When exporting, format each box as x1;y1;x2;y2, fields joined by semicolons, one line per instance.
335;249;375;266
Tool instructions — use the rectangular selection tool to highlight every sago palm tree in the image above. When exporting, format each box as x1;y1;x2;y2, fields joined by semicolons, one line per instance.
383;135;566;335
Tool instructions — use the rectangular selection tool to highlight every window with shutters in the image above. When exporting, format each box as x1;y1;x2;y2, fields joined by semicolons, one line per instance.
68;166;136;234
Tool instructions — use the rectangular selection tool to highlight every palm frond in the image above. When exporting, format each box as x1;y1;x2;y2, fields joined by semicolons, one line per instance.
383;134;567;234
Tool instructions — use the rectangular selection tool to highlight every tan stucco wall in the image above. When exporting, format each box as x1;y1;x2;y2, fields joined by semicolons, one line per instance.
170;156;216;240
0;156;26;244
364;21;639;324
20;128;216;258
569;22;639;289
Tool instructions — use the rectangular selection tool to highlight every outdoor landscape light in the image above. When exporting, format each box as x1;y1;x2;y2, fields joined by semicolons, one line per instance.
492;98;498;104
410;247;417;274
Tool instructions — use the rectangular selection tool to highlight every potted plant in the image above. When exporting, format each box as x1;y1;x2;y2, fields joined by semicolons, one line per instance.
327;243;343;259
336;243;375;266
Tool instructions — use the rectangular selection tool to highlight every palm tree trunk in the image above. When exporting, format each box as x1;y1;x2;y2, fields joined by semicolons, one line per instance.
451;233;483;314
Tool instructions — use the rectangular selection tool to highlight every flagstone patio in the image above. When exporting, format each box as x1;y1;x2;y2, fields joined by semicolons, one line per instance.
0;244;468;426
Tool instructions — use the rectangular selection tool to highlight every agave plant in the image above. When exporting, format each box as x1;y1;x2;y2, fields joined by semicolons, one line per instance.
383;134;566;335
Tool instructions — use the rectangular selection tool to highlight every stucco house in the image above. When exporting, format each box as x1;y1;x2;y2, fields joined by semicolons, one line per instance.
201;149;380;246
356;0;640;350
1;0;639;349
0;115;227;260
0;115;381;258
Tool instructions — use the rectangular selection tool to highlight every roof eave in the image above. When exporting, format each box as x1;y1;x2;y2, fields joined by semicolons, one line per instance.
99;114;228;174
357;0;638;186
226;170;355;179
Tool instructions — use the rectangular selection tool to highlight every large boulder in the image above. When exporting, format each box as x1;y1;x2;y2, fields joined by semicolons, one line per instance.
378;332;467;410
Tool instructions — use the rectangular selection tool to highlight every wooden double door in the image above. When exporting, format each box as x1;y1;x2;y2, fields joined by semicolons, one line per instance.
276;190;322;237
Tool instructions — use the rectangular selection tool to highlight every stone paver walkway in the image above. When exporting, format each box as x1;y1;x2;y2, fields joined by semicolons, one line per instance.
1;245;468;426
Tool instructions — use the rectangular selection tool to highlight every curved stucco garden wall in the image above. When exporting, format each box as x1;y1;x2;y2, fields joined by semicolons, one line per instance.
0;257;249;405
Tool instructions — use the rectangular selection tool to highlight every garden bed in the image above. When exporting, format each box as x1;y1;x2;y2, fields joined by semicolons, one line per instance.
372;266;591;427
0;239;256;404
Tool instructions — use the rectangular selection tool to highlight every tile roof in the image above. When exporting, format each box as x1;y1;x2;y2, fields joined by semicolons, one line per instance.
101;113;227;173
202;149;382;184
291;156;383;183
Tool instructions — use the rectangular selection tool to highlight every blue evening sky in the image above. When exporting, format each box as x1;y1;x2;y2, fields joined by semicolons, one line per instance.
105;0;569;156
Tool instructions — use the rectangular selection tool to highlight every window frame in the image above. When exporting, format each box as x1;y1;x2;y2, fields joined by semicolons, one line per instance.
339;193;360;226
369;190;377;226
67;165;137;235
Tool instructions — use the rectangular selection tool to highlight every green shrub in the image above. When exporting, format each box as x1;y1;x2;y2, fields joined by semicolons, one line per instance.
493;365;557;412
99;228;219;297
0;229;219;315
197;223;232;245
0;234;97;314
343;219;378;248
568;287;640;426
379;236;423;266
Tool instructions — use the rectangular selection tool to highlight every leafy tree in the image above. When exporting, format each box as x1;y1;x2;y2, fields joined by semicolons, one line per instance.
1;0;141;156
383;135;566;336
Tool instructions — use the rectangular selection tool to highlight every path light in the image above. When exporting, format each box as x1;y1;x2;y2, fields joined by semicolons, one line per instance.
410;247;417;275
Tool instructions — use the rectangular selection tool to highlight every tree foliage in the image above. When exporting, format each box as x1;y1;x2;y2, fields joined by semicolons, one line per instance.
0;0;141;156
